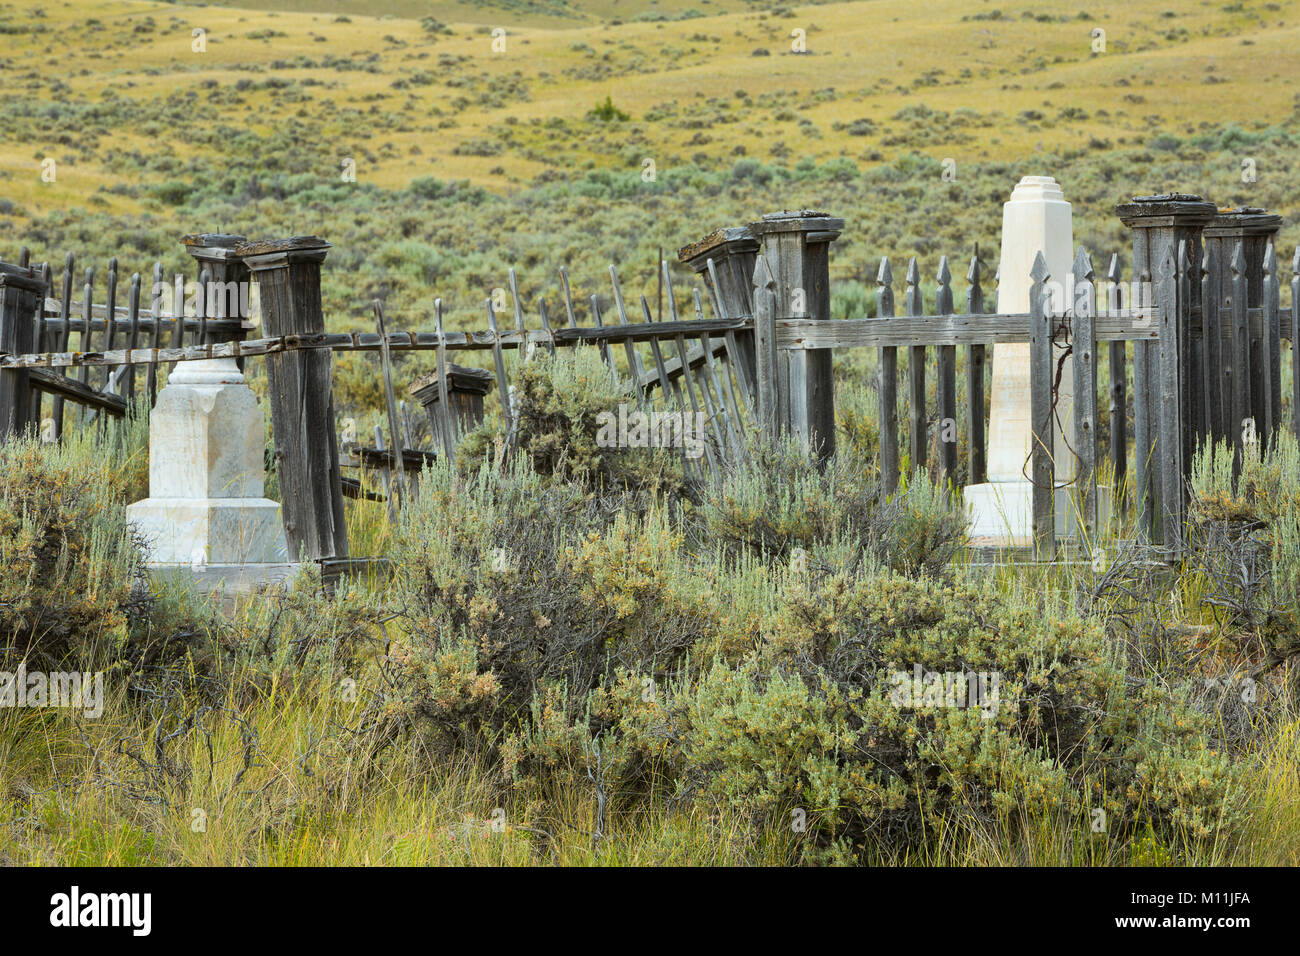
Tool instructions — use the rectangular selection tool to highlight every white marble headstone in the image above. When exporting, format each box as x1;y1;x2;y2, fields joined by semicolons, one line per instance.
987;175;1075;483
127;358;287;565
965;175;1076;542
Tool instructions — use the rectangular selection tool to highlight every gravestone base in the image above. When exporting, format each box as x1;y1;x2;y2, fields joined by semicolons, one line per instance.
146;561;299;594
965;482;1113;547
144;562;300;616
126;498;287;566
964;481;1035;546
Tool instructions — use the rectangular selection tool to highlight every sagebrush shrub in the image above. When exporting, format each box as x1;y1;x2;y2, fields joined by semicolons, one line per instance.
672;572;1243;859
0;439;144;669
456;346;686;497
701;435;966;575
384;457;716;763
1188;435;1300;668
220;565;385;689
378;448;1240;860
0;421;218;675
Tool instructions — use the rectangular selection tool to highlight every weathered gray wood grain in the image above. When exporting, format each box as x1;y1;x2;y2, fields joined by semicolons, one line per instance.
878;257;899;496
1072;247;1098;544
1029;252;1054;559
965;250;986;487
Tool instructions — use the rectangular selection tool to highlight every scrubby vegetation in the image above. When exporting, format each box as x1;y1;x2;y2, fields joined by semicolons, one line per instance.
2;349;1298;866
456;347;687;495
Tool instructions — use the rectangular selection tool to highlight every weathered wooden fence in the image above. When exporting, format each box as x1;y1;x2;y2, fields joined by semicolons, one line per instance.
1;195;1295;566
678;196;1296;558
0;230;762;566
0;234;249;439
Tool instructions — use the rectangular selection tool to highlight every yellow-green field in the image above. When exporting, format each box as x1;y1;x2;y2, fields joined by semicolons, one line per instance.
2;0;1298;222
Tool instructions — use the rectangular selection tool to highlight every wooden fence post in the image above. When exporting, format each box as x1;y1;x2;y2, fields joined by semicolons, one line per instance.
1105;254;1127;512
1292;247;1300;443
183;233;251;347
1199;244;1221;444
748;210;844;463
30;260;50;430
1201;208;1282;452
877;257;899;495
1262;244;1280;454
1156;241;1189;553
1133;254;1155;542
1072;247;1099;546
410;365;493;442
1029;252;1055;558
1116;194;1215;550
903;258;926;477
0;261;44;441
236;236;348;563
751;253;780;438
1229;243;1250;476
965;249;987;487
678;226;759;403
936;257;957;482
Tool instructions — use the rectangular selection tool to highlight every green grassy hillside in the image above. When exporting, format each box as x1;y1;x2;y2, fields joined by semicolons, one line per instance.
3;0;1299;217
204;0;778;28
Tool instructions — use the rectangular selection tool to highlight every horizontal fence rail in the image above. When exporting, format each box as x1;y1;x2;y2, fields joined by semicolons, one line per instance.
0;318;756;369
776;310;1167;348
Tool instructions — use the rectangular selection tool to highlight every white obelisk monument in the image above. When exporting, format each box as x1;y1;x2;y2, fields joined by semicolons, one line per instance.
127;357;287;569
965;176;1075;543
